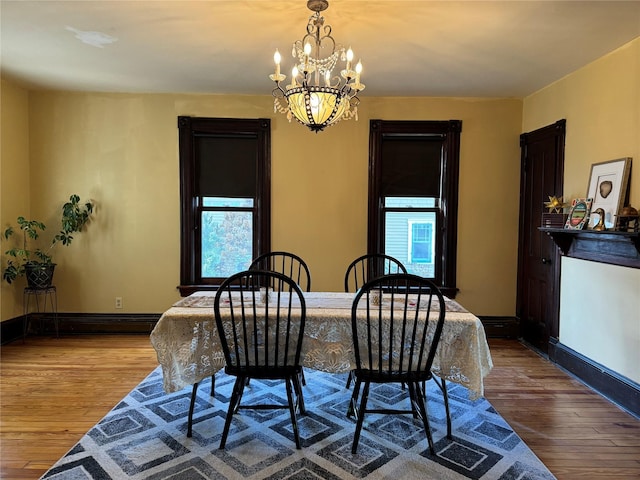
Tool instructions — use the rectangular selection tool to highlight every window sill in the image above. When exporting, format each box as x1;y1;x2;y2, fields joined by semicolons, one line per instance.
178;285;219;297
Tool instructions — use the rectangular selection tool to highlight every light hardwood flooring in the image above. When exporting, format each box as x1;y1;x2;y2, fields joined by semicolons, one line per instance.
1;335;639;479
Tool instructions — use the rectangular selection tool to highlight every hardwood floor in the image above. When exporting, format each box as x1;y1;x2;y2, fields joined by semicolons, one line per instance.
0;335;638;479
0;335;159;480
483;339;640;479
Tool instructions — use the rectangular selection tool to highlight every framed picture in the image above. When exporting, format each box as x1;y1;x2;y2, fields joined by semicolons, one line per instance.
564;198;593;230
586;158;632;229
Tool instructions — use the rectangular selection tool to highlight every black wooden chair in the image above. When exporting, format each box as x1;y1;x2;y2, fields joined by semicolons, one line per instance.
344;253;407;294
347;273;447;455
344;253;407;388
188;251;311;421
213;270;307;449
249;251;311;386
249;251;311;292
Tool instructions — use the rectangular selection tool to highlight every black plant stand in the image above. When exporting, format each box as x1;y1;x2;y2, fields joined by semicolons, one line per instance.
23;286;58;340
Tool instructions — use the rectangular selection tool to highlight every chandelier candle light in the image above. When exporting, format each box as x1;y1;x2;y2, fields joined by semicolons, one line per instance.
269;0;364;132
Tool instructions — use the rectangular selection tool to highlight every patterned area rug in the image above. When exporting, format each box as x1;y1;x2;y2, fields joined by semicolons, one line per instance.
42;368;556;479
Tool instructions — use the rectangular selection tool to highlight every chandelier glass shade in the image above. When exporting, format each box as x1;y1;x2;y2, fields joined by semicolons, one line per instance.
269;0;364;132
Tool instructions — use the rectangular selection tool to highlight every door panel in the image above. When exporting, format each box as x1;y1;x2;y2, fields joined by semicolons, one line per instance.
517;120;565;353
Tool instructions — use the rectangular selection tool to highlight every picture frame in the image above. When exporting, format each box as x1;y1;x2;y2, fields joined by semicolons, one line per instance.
586;157;632;229
564;198;593;230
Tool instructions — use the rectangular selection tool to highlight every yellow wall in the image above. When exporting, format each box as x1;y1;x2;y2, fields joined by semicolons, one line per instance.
523;38;640;383
523;39;639;201
1;87;522;317
0;78;30;320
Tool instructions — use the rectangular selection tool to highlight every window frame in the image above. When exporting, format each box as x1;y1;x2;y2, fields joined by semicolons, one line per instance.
177;116;271;296
368;119;461;298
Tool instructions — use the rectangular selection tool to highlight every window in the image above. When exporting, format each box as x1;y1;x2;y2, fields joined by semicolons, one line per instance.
178;117;271;295
200;197;254;278
409;221;434;264
368;120;461;297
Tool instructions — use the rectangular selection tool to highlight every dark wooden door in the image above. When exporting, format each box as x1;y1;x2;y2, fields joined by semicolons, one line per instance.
517;120;565;353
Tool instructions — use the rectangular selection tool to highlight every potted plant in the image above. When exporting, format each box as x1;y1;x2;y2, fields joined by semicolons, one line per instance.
2;194;94;288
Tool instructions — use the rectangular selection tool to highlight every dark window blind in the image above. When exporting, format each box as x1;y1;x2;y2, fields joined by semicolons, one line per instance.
380;137;442;197
195;135;257;198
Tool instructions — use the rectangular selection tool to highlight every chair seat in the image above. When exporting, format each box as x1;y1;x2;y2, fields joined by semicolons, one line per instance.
225;364;303;380
353;369;433;384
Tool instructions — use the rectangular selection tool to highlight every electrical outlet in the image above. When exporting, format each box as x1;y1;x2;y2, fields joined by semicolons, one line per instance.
115;297;123;309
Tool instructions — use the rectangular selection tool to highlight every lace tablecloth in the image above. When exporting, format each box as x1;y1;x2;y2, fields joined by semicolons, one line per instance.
150;291;493;399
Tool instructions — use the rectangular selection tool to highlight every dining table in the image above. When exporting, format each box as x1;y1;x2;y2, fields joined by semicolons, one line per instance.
150;290;493;400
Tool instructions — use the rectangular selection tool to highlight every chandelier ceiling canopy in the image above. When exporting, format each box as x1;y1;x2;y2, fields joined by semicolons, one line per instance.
269;0;365;133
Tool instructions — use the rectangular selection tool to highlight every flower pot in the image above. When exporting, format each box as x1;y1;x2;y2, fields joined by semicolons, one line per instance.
25;263;56;289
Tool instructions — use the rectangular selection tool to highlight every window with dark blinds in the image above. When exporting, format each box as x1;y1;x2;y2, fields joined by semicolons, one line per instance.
368;119;461;297
178;117;271;295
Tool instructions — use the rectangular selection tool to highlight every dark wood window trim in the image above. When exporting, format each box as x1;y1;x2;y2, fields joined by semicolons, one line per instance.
177;117;271;296
368;119;462;298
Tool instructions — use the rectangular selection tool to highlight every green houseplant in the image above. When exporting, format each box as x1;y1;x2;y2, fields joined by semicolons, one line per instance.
2;194;94;287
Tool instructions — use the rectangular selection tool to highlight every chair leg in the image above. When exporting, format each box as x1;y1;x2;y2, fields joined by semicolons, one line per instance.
220;376;244;449
187;381;199;437
345;370;353;389
211;375;215;396
442;378;452;439
285;376;301;449
408;381;419;418
410;381;436;455
432;376;452;439
351;380;370;454
292;371;306;414
233;377;247;414
347;376;361;418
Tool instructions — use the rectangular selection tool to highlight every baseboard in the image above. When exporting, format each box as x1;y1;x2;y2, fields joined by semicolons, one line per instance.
1;313;160;345
478;316;519;338
0;317;25;344
553;340;640;418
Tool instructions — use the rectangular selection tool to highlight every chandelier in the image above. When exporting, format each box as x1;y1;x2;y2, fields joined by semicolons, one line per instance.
269;0;365;133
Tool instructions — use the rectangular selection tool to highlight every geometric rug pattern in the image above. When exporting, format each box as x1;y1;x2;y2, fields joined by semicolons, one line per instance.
41;367;556;479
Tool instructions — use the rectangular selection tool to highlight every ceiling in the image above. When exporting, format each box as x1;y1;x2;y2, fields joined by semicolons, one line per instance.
1;1;639;98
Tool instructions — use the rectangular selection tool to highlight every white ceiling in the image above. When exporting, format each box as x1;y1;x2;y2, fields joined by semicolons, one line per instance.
1;1;639;98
